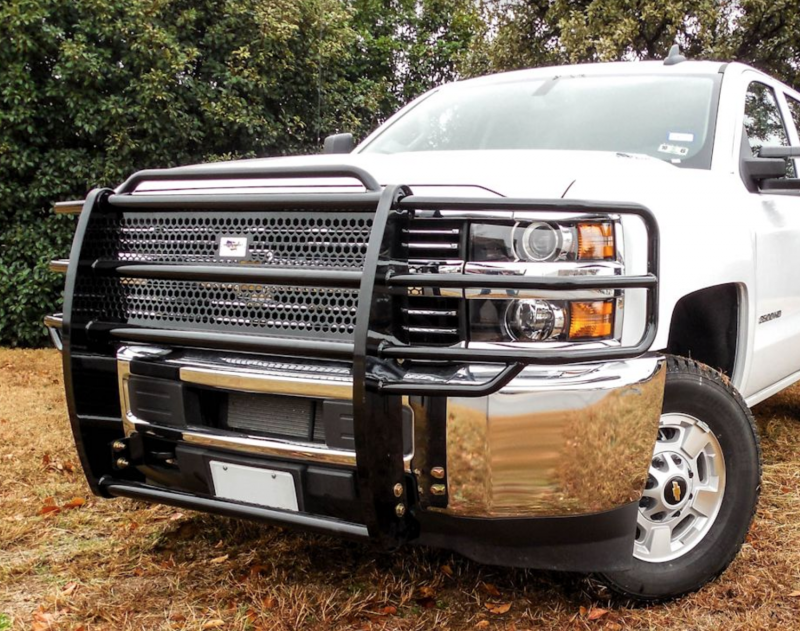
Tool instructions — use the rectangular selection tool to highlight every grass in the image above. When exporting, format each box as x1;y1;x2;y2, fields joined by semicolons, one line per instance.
0;348;799;630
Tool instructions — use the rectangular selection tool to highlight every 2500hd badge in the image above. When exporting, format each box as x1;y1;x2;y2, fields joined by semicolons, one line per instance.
48;47;800;601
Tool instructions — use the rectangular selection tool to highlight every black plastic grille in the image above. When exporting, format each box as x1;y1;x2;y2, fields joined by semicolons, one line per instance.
82;210;373;269
73;277;358;339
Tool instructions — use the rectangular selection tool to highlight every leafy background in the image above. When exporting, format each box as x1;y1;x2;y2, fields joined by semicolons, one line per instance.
1;0;798;346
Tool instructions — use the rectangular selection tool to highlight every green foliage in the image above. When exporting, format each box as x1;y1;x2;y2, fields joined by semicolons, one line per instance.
483;1;800;87
0;0;481;346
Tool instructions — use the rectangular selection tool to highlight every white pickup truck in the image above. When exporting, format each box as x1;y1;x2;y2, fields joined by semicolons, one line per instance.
48;49;800;600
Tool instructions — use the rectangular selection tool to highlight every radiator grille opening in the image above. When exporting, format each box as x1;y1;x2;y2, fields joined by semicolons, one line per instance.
226;392;324;441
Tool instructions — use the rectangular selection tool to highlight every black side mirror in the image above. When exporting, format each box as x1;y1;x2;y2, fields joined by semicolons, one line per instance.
758;145;800;159
740;127;787;191
742;155;787;184
323;133;355;154
755;146;800;192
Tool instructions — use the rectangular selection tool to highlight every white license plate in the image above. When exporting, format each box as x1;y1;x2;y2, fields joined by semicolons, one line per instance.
209;461;298;511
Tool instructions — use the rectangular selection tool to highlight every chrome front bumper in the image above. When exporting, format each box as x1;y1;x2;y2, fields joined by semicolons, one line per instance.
116;346;664;520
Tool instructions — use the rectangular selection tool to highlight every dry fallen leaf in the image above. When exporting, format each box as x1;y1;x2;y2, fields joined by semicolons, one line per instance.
482;582;501;597
789;591;800;597
262;596;277;609
418;585;436;599
61;582;78;596
587;607;609;621
485;602;512;615
39;505;60;516
475;621;490;629
249;564;267;578
63;497;86;509
378;605;397;616
210;554;229;564
441;564;454;577
201;620;225;629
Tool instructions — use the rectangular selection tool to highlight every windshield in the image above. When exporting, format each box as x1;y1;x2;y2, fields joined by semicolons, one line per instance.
361;74;720;168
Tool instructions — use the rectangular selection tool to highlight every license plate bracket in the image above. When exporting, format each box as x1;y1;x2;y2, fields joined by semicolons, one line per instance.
209;460;299;511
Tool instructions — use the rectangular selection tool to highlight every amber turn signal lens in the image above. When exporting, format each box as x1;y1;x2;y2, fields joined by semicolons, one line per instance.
568;301;614;339
577;222;614;260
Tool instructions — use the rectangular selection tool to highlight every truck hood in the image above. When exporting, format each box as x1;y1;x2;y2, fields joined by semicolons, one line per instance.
133;149;679;200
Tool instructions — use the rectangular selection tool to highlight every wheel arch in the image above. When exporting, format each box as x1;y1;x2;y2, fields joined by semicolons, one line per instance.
660;283;747;384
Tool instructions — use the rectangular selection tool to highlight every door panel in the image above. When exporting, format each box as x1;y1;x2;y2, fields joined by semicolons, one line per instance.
744;81;800;396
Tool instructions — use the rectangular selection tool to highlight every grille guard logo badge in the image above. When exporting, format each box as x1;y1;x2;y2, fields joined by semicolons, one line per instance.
219;236;248;258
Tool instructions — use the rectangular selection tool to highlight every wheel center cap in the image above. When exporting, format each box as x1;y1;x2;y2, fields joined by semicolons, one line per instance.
664;476;688;507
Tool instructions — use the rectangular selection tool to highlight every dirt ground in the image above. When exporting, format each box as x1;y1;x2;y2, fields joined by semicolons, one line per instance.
0;348;798;630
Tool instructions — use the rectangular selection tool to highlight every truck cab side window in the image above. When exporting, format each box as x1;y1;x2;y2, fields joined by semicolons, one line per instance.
743;82;795;177
786;95;800;132
785;95;800;176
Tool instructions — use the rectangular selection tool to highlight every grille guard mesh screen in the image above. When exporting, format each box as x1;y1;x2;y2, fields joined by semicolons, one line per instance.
82;210;373;268
73;277;359;339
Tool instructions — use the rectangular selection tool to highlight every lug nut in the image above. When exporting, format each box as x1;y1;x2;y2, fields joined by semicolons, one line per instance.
393;483;404;498
652;457;664;468
672;455;682;465
431;467;445;480
395;503;406;517
430;484;446;496
115;457;130;469
112;440;126;452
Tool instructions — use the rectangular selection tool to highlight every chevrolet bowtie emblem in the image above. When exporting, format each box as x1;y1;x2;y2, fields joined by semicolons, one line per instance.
672;480;682;503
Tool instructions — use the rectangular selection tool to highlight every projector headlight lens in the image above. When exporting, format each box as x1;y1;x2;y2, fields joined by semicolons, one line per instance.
506;300;566;341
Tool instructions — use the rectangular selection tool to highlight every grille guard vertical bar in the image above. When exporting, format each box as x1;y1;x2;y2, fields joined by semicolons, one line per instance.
352;184;417;547
61;188;115;496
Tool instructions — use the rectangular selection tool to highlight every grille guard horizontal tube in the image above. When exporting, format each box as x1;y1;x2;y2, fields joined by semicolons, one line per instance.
398;195;655;214
117;164;382;194
115;264;363;288
101;480;370;539
109;328;355;360
380;363;524;397
107;192;384;210
381;336;656;365
388;272;657;290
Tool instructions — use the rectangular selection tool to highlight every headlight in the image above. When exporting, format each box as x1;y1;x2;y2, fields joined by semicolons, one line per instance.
472;298;616;343
471;220;616;263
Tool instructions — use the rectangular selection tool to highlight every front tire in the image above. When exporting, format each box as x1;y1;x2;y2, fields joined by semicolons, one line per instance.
599;356;761;601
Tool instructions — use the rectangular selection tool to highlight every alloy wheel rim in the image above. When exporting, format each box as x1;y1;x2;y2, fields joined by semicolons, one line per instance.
633;412;726;563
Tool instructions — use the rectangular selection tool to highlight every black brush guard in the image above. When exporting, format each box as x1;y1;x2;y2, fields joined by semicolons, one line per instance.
61;164;659;550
